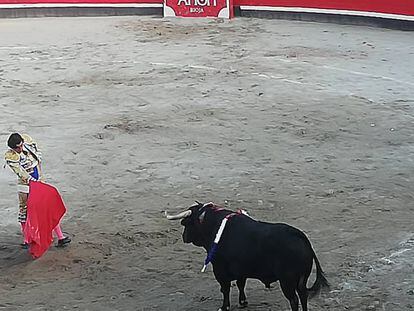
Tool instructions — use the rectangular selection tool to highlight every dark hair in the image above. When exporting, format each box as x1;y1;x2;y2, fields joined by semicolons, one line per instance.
7;133;23;149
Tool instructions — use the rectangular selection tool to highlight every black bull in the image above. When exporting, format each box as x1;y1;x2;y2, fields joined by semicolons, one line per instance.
166;202;329;311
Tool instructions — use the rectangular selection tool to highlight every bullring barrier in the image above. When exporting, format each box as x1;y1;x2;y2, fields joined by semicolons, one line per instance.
1;0;413;29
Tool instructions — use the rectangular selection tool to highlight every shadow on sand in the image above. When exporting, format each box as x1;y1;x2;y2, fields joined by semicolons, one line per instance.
0;231;32;268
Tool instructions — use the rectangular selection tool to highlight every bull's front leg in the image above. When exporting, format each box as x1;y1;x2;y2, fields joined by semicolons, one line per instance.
237;278;248;307
218;280;231;311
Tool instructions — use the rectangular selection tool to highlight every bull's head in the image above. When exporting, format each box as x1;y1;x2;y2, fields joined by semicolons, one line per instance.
165;201;211;248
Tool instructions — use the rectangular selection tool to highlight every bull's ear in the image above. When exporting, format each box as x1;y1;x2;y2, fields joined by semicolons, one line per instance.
198;211;206;223
195;200;201;205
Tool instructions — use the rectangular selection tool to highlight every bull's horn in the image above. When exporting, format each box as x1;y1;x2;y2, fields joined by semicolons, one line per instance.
164;210;192;220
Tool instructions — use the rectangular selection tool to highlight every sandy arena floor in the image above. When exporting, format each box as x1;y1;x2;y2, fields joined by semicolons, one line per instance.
0;16;413;311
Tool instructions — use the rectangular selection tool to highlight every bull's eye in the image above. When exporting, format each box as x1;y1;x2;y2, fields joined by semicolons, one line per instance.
181;217;191;226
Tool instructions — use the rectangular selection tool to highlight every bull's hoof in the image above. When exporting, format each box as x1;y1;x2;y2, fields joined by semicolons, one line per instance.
217;307;230;311
239;300;248;308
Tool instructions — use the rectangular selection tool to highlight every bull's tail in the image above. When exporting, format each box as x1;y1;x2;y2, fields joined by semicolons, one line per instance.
307;249;329;299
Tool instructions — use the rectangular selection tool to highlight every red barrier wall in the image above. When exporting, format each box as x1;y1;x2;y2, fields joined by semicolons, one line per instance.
1;0;414;21
235;0;414;17
0;0;162;4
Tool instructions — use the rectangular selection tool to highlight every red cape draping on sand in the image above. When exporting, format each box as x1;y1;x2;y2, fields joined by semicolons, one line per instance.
24;181;66;258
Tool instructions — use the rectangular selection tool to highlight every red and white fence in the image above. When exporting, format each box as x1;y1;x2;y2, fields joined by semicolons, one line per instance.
1;0;413;26
236;0;414;21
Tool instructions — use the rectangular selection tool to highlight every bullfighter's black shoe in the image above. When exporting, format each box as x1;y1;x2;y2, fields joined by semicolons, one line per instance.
57;236;71;248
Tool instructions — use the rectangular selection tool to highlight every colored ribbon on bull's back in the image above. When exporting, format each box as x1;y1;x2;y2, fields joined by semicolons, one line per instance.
202;213;237;272
201;209;252;272
23;181;66;258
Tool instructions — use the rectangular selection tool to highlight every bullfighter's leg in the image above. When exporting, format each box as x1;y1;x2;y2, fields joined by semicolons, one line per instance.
18;192;29;245
280;279;299;311
297;275;309;311
236;278;248;307
218;280;231;311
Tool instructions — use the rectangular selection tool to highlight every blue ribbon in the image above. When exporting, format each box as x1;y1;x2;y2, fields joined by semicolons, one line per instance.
202;243;218;272
30;166;39;180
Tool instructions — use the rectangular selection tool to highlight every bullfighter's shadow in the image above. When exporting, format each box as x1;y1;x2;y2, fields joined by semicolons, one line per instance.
0;229;32;268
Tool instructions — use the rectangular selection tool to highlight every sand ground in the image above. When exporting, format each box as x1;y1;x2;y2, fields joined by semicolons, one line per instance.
0;16;413;311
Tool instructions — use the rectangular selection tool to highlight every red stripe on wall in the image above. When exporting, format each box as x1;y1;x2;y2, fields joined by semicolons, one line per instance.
0;0;161;3
235;0;414;16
